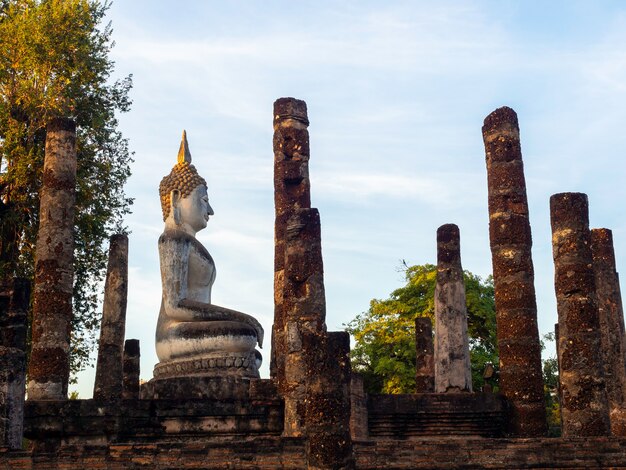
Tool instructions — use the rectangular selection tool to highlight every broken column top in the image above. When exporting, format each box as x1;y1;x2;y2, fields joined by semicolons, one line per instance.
47;117;77;133
591;228;616;265
482;106;519;134
274;97;309;124
550;192;589;231
437;223;461;266
125;338;140;356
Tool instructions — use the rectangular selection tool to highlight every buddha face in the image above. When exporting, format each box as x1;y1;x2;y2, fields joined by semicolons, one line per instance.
172;185;214;234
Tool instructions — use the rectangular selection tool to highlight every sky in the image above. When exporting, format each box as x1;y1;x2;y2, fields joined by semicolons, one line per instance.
73;0;626;396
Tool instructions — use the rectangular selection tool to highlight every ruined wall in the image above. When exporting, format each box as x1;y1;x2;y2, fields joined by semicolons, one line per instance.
3;437;626;469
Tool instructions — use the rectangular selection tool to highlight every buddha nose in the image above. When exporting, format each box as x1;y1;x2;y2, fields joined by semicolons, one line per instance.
207;203;214;216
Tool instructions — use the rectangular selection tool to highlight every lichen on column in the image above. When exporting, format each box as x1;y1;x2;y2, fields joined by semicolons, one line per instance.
28;118;77;400
434;224;472;393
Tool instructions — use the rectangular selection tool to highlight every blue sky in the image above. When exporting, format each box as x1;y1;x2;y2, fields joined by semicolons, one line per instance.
73;1;626;396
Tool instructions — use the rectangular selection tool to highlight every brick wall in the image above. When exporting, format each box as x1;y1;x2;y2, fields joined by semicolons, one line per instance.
2;437;626;469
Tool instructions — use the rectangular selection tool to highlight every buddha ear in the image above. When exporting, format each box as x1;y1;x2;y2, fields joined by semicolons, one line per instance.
170;190;181;225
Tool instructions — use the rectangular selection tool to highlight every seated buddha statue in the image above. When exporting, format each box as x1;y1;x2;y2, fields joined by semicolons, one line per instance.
153;131;263;379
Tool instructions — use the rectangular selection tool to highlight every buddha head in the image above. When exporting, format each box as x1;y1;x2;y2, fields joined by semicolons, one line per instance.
159;131;214;234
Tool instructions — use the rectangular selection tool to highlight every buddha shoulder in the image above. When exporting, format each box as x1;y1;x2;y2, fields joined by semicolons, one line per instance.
158;230;212;260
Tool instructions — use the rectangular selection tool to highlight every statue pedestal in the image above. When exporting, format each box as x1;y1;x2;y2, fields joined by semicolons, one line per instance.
152;350;261;380
143;350;262;400
140;375;257;400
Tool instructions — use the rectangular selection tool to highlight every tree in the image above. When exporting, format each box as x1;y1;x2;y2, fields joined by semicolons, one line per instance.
542;332;561;436
0;0;133;377
345;263;497;394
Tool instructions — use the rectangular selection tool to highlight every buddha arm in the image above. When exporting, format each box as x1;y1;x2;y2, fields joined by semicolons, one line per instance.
159;234;264;347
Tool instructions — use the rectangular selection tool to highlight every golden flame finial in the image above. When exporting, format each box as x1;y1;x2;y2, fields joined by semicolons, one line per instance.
177;130;192;164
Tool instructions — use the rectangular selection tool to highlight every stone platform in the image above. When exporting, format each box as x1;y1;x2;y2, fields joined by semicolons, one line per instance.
367;393;506;438
3;436;626;468
24;379;282;447
140;375;262;401
6;387;626;469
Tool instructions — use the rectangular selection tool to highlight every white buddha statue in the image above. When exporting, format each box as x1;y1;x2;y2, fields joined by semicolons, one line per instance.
153;131;263;379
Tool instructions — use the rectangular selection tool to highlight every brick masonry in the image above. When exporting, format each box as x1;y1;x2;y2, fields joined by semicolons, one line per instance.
2;436;626;468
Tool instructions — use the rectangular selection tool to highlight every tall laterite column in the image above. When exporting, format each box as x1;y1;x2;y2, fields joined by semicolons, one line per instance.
28;118;77;400
434;224;472;393
591;228;625;435
272;98;311;384
550;193;610;436
482;107;546;436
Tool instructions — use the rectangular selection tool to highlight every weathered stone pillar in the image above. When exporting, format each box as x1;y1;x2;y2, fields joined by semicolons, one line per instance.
415;317;434;393
93;234;129;401
122;339;140;400
281;208;326;437
272;98;311;384
482;107;546;436
434;224;472;393
349;373;368;440
550;192;610;436
305;331;354;470
591;228;626;435
28;118;77;400
0;278;29;449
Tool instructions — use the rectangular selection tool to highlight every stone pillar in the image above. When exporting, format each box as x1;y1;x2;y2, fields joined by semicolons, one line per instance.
272;97;311;383
122;339;140;400
0;278;29;449
281;208;326;437
550;192;610;436
415;317;434;393
350;373;368;440
482;107;546;436
93;234;129;401
306;332;354;470
434;224;472;393
591;228;626;435
28;118;77;400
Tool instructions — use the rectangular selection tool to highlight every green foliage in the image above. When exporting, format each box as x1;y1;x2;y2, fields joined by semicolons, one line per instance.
346;263;498;394
542;332;561;436
0;0;133;377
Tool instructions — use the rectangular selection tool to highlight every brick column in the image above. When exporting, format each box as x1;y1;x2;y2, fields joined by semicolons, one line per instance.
272;97;311;383
306;332;354;470
434;224;472;393
350;373;369;439
281;208;326;437
0;278;29;449
482;107;546;436
591;228;626;435
550;192;610;436
28;118;77;400
94;234;129;401
415;317;434;393
122;339;140;400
